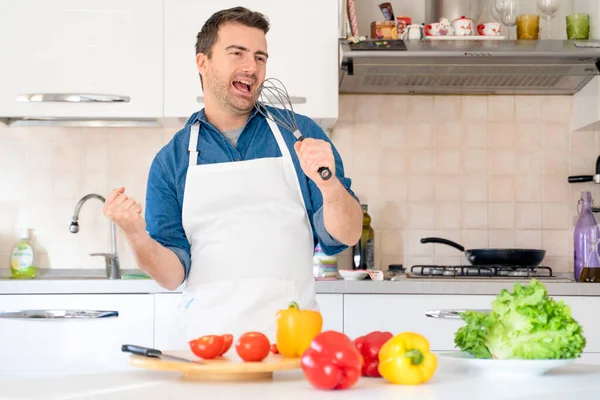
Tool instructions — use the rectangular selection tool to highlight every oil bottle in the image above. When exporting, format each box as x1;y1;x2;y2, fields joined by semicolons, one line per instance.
353;204;375;270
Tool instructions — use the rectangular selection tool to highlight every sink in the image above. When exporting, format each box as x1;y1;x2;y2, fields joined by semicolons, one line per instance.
0;268;151;280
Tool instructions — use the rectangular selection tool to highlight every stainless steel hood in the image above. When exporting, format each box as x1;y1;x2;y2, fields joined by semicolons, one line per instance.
339;40;600;95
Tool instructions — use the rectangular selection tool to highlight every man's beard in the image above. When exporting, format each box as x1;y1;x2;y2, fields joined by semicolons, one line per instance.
206;67;255;114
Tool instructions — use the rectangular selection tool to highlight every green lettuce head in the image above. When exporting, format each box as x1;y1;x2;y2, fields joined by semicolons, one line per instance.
454;279;586;360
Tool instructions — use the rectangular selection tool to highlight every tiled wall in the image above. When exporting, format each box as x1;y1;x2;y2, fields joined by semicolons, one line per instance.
330;95;600;274
0;94;598;275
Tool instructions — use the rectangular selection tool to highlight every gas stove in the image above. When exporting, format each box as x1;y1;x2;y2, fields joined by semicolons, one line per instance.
407;265;573;282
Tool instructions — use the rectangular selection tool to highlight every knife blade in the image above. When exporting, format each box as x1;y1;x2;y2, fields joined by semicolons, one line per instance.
121;344;203;363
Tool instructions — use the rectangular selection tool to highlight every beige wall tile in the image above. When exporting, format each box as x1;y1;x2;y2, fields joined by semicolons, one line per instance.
543;203;569;229
407;96;435;122
514;175;542;202
380;95;408;123
407;203;435;229
515;151;542;175
380;150;407;175
407;150;434;175
435;176;462;202
462;96;488;122
489;176;515;202
407;176;435;201
407;230;434;256
462;149;488;175
543;230;570;256
489;230;516;248
489;150;516;175
569;150;597;176
489;203;515;229
543;123;570;149
488;96;515;122
515;122;542;150
489;122;515;149
434;122;462;149
542;151;569;176
379;122;405;150
461;202;488;229
435;203;461;230
462;230;489;248
381;229;405;256
435;150;463;175
431;230;463;257
571;131;596;150
543;175;569;203
544;256;569;273
462;175;488;202
515;230;543;249
338;95;356;122
380;176;408;203
354;95;381;122
462;123;488;149
435;96;462;122
406;123;433;149
515;203;542;229
542;96;572;124
515;96;542;122
378;203;407;230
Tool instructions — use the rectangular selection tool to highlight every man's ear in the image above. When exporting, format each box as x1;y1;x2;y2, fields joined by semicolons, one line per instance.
196;53;207;75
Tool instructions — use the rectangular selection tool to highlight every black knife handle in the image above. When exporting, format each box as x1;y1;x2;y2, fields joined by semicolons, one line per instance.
121;344;161;357
568;175;593;183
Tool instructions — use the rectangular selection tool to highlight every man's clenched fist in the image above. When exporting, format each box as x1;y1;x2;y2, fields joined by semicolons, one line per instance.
102;187;146;237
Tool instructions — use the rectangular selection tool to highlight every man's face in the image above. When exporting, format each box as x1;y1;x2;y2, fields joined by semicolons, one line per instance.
197;22;268;115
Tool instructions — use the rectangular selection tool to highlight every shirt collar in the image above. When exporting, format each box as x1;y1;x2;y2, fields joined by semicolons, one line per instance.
186;106;262;128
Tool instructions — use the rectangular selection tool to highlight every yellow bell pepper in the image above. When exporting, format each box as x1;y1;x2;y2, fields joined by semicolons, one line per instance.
378;332;437;385
275;301;323;358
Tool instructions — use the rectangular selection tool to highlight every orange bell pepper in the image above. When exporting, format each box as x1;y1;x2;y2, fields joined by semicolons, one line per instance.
276;301;323;358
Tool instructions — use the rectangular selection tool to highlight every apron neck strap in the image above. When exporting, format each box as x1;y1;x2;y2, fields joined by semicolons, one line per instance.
265;111;293;161
188;122;200;166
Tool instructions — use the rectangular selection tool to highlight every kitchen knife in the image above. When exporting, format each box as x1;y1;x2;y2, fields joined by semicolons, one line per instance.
121;344;203;363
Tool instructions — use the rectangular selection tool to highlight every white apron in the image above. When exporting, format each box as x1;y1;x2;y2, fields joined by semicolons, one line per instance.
175;116;319;345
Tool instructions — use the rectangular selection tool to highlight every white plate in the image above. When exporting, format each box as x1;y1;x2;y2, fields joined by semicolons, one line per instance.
338;269;368;280
425;35;506;41
437;351;575;379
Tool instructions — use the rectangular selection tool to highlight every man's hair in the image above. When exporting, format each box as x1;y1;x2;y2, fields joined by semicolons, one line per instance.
195;7;270;87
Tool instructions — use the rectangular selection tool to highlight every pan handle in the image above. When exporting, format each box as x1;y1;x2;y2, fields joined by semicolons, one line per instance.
420;237;465;252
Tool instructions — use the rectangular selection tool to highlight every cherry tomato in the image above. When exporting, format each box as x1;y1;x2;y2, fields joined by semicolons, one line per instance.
189;335;225;360
235;332;270;362
270;343;279;354
220;334;233;356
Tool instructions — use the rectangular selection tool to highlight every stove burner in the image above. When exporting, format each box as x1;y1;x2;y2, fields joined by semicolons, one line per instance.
410;265;553;278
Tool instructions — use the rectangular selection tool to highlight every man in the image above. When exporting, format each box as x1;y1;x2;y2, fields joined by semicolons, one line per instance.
103;6;362;343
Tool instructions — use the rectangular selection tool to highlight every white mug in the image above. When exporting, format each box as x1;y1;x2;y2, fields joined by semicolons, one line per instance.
452;16;474;36
402;24;423;40
477;22;503;36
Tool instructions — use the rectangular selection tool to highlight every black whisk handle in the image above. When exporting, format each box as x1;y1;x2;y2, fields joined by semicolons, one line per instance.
318;167;332;180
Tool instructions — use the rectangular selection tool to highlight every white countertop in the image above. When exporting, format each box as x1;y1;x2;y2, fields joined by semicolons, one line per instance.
3;362;600;399
1;268;600;296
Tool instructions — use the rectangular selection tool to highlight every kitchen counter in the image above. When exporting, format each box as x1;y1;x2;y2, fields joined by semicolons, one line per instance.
3;363;600;399
1;268;600;296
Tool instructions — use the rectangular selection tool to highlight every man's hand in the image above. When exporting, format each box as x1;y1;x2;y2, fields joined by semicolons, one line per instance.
294;138;336;189
102;187;146;240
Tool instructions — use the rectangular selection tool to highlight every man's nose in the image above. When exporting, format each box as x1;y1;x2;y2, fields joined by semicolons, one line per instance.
241;56;258;74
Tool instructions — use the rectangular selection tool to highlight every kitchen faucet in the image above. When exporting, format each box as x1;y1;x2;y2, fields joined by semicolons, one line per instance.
69;193;121;279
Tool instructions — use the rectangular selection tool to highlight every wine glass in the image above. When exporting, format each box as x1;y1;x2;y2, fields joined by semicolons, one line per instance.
493;0;506;16
490;0;503;23
537;0;562;39
501;0;518;40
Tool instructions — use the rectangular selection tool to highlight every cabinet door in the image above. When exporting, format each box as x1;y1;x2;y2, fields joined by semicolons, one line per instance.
0;0;162;119
163;0;339;126
154;293;344;351
0;294;154;380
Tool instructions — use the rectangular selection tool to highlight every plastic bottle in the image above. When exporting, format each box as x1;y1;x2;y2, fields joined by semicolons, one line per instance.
10;228;36;279
574;192;599;282
353;204;375;270
312;243;338;279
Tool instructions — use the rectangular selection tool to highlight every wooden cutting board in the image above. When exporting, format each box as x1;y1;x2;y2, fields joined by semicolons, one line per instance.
127;350;302;382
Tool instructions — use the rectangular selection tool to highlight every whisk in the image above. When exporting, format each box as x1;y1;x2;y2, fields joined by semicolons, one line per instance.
254;78;332;181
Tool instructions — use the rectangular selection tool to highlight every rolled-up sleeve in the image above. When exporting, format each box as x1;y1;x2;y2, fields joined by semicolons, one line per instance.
145;153;191;281
303;119;360;256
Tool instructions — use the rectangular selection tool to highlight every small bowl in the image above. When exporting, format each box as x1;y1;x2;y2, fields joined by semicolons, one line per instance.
338;269;368;280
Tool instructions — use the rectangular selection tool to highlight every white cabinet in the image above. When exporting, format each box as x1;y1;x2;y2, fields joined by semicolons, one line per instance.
0;0;162;121
0;294;154;380
344;294;600;364
163;0;339;129
154;293;344;351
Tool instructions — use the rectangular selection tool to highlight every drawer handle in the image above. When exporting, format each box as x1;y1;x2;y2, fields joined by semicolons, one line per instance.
16;93;130;103
0;309;119;319
425;309;490;319
196;95;306;104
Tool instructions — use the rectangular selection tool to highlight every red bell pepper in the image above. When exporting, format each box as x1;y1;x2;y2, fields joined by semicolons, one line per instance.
301;330;363;390
353;331;393;377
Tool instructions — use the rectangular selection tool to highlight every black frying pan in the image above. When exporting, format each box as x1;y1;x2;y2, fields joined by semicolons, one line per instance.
420;237;546;266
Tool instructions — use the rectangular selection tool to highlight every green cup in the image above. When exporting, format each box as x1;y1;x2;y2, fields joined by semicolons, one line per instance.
566;13;590;40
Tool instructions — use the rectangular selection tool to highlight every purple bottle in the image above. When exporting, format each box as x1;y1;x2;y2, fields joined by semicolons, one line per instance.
574;191;599;282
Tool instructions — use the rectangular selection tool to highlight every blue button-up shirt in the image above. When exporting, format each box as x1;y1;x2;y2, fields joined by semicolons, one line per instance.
145;106;357;281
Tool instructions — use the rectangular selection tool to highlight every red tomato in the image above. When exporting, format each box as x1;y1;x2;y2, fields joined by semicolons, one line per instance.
235;332;270;362
270;343;279;354
220;334;233;356
189;335;225;360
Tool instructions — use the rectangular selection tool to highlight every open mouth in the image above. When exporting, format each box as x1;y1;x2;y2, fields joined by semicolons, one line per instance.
232;79;253;96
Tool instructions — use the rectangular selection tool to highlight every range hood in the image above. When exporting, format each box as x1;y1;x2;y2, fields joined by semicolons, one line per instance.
339;40;600;95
